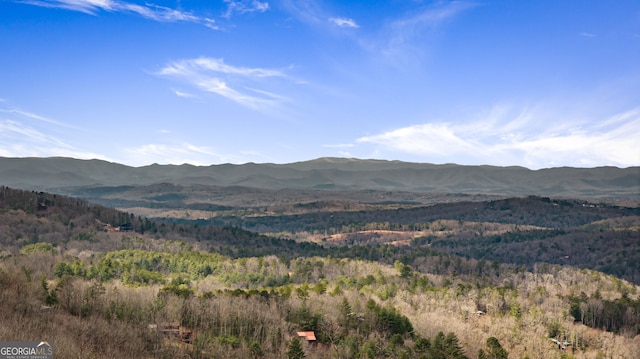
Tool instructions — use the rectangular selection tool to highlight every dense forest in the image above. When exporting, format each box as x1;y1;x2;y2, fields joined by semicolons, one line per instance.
180;196;640;231
166;196;640;285
1;187;639;358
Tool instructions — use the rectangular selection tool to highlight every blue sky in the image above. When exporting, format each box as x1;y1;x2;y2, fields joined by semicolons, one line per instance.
1;0;639;169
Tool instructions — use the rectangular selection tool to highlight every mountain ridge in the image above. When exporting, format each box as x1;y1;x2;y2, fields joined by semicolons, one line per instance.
0;156;638;198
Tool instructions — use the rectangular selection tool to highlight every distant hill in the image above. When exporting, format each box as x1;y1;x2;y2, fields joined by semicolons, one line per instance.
0;186;325;258
0;156;638;198
2;185;638;284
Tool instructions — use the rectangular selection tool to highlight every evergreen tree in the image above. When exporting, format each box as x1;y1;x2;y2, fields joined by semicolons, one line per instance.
286;338;305;359
485;337;508;359
444;332;468;359
249;341;264;358
339;297;354;330
431;332;468;359
414;336;431;353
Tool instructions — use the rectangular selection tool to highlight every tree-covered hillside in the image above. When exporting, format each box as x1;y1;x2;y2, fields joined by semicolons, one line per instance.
0;186;325;258
191;196;639;231
168;196;640;284
1;186;639;358
5;242;640;358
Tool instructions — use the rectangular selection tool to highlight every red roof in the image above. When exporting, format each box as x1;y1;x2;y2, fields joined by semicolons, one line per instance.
296;331;316;341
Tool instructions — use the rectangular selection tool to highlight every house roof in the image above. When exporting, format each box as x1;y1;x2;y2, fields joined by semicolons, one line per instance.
296;331;316;341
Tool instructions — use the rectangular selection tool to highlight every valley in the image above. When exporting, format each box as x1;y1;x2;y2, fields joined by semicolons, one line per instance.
0;158;638;358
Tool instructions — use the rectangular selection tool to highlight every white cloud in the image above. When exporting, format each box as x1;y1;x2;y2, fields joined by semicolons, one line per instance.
0;102;107;160
0;108;75;128
123;3;199;22
323;143;355;148
124;143;243;166
280;0;323;25
187;57;285;78
320;144;356;159
0;120;68;148
358;123;476;156
356;106;640;169
172;89;196;98
388;1;476;34
374;1;476;66
196;77;274;109
19;0;218;29
580;32;596;38
157;57;291;110
223;0;269;19
19;0;114;14
329;17;359;28
0;119;105;160
282;0;360;32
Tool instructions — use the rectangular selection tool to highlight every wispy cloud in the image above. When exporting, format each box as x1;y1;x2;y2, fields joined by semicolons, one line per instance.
172;89;196;98
0;108;74;128
323;143;355;148
358;123;475;156
223;0;269;19
19;0;114;14
19;0;219;29
357;106;640;169
280;0;323;25
374;1;476;66
0;119;104;159
157;57;292;110
175;57;285;78
580;32;596;38
0;120;69;149
322;143;356;158
329;17;359;28
387;1;475;36
0;102;106;159
124;143;243;166
281;0;359;31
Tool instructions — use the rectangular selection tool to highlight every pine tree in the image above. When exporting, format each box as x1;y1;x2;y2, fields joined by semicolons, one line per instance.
444;332;468;359
339;298;353;329
286;338;305;359
431;332;468;359
485;337;508;359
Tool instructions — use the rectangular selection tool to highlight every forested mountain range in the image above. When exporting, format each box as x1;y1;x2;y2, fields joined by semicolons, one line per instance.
1;153;639;358
1;186;639;358
2;186;638;283
1;156;638;198
174;195;640;285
